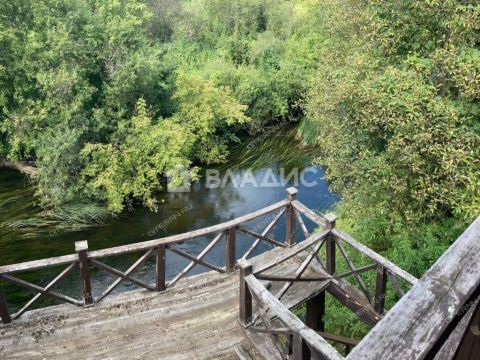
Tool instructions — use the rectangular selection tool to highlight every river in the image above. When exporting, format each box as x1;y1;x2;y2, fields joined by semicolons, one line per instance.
0;125;339;311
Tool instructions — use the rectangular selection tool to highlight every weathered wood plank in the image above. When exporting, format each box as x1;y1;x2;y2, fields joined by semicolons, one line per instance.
317;332;359;348
255;274;330;282
433;297;479;360
346;216;480;360
295;209;309;238
0;254;78;275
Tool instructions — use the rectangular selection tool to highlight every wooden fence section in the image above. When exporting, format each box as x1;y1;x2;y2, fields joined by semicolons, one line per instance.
237;195;420;359
0;188;306;324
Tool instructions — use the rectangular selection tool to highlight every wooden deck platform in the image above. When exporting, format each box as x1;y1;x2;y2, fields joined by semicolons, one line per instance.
0;247;330;360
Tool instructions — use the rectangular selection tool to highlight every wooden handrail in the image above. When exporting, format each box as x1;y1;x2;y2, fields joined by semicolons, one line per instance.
293;199;417;286
88;199;289;259
331;229;417;285
0;199;288;275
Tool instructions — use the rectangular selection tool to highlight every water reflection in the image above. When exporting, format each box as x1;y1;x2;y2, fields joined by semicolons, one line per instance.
0;124;340;310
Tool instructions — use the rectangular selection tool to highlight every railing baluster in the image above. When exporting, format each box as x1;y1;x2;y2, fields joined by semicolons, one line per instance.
76;241;94;306
156;245;166;291
306;291;325;332
0;284;12;324
374;265;387;314
292;332;304;360
238;260;252;326
286;187;298;246
226;228;236;272
326;214;337;275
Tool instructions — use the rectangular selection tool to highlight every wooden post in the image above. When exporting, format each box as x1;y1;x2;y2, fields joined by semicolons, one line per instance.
293;332;308;360
286;187;298;246
374;265;387;314
325;214;337;275
75;241;93;306
226;228;236;272
238;260;252;325
156;245;166;291
0;285;11;324
306;291;325;332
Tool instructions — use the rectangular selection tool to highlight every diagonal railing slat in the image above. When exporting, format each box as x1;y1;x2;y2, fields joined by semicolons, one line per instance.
242;208;286;260
12;262;77;319
169;232;225;287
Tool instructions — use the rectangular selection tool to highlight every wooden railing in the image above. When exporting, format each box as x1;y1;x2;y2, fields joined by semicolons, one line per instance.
0;188;303;324
238;199;418;359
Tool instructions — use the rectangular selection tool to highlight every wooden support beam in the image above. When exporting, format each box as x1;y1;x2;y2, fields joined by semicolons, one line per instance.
306;291;326;332
75;241;93;306
254;230;330;274
326;214;337;275
374;265;387;314
0;285;11;324
286;187;298;246
156;245;166;291
385;270;405;298
293;332;306;360
239;260;253;326
326;281;382;327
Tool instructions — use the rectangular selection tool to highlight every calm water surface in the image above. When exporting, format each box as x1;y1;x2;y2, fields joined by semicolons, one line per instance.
0;125;339;310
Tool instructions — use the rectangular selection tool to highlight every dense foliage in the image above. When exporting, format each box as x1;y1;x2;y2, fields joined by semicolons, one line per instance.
0;0;478;344
0;0;324;212
301;0;479;339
